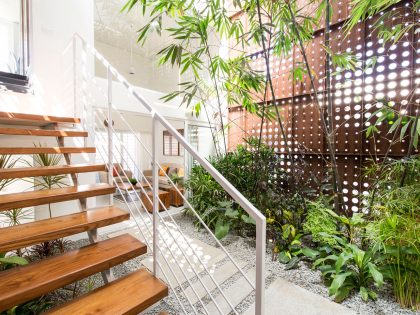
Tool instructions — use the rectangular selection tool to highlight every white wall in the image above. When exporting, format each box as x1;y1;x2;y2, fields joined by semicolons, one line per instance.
0;0;94;117
0;0;95;222
95;41;179;94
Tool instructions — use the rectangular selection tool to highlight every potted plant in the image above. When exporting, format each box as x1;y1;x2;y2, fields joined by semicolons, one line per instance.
129;178;138;186
169;172;184;188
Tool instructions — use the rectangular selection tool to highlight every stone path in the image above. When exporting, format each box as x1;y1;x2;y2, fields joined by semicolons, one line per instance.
244;278;356;315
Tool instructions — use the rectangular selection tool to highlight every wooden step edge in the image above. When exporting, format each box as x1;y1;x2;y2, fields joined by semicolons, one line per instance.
45;269;168;315
0;234;146;312
0;183;115;212
0;164;106;180
0;147;96;155
0;127;88;137
0;206;129;252
0;111;81;126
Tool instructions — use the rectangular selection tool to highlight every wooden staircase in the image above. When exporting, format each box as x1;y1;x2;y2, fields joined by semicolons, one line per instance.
0;111;168;314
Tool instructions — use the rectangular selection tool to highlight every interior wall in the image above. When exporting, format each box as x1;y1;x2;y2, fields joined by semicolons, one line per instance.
95;40;179;94
0;0;95;222
0;0;94;117
95;113;188;170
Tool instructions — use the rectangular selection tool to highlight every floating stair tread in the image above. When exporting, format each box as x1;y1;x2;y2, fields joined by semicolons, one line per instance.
0;234;146;312
46;269;168;315
0;206;129;252
0;111;81;126
0;128;88;137
0;183;115;211
0;164;106;180
0;147;95;154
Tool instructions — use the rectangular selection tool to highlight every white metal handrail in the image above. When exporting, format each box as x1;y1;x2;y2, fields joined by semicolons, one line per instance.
73;32;266;315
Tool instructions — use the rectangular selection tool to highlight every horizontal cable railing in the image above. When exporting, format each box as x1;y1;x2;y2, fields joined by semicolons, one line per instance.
72;32;266;315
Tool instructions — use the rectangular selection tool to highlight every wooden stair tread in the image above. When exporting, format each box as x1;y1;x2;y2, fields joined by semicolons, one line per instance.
46;269;168;315
0;184;115;211
0;164;106;180
0;234;146;312
0;111;81;126
0;147;95;154
0;206;129;252
0;127;88;137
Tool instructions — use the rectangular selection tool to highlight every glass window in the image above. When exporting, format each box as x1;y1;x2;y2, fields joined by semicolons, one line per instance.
163;129;184;156
0;0;29;76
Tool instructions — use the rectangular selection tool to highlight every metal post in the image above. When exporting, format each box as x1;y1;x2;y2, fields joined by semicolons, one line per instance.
152;115;159;276
82;40;88;148
107;66;113;206
73;36;77;117
255;220;266;315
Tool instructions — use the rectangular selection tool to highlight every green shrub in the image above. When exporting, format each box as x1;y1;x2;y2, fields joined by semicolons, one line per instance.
314;239;384;302
365;157;420;310
185;137;306;242
303;197;339;247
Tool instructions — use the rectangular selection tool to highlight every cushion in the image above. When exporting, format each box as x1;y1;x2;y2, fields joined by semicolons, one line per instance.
177;167;184;177
159;166;169;176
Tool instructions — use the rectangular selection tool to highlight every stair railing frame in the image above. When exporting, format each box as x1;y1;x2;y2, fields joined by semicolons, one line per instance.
93;106;255;293
93;108;239;314
73;32;266;315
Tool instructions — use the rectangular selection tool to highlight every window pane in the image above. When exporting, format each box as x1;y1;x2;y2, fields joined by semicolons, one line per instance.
0;0;22;74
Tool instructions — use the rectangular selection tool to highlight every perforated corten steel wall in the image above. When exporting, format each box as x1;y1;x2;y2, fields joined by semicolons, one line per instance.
228;0;419;212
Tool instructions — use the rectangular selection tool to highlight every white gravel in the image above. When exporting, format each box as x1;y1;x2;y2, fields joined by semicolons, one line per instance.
49;213;417;315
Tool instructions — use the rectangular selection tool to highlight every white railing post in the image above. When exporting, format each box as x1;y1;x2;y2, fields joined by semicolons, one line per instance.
82;40;89;148
72;36;77;117
256;219;266;315
107;65;113;206
152;115;159;276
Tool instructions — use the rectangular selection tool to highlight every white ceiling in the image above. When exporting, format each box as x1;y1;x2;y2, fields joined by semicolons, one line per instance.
94;0;173;59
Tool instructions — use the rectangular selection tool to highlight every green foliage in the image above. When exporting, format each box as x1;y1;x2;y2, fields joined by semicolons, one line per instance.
314;241;384;302
0;154;19;191
303;197;340;247
0;208;32;226
365;157;420;309
2;297;52;315
344;0;402;33
128;178;138;186
367;102;420;150
186;137;307;250
169;172;184;188
25;144;69;218
28;144;68;190
0;253;28;271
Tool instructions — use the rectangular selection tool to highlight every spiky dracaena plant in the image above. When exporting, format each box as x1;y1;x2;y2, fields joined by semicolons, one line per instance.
0;155;32;232
25;143;68;218
0;154;19;191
